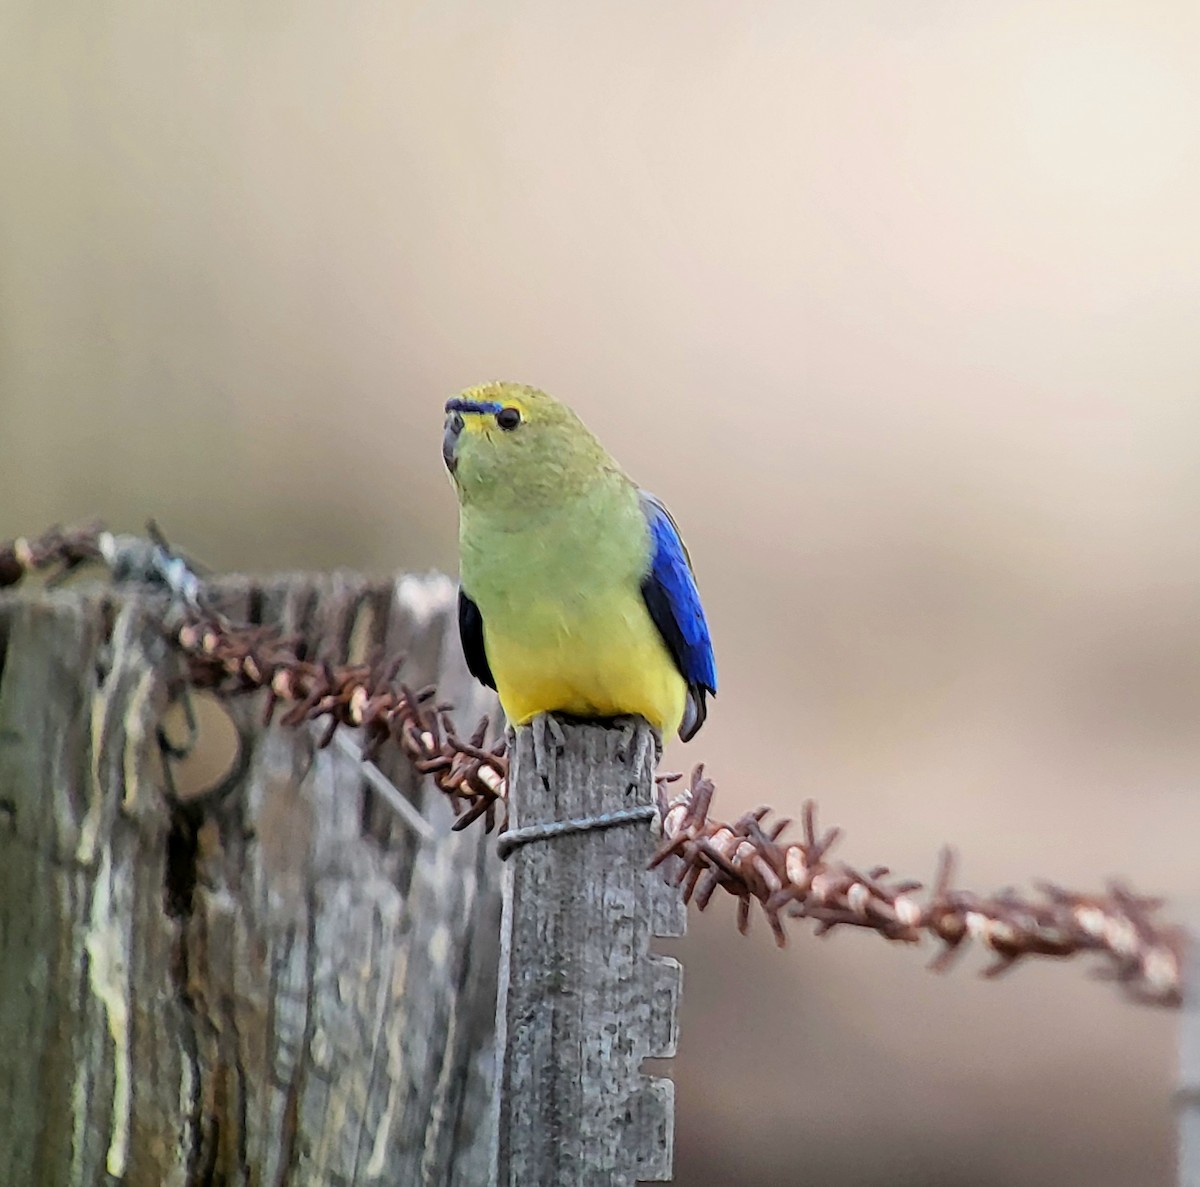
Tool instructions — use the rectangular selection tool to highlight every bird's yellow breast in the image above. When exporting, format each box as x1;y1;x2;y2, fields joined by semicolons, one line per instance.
484;592;686;737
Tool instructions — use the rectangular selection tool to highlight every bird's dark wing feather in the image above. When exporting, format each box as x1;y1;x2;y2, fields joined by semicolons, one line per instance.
638;491;717;740
457;587;496;690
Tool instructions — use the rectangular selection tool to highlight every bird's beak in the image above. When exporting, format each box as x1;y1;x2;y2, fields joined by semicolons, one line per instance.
442;412;464;474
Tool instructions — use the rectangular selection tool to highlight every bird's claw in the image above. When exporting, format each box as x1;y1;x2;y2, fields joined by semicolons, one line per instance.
530;713;566;787
611;715;660;792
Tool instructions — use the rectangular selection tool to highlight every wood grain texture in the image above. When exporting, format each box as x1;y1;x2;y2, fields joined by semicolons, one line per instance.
496;719;686;1187
0;573;501;1187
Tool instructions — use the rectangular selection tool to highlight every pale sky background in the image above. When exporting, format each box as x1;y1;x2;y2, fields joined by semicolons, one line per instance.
3;2;1199;1183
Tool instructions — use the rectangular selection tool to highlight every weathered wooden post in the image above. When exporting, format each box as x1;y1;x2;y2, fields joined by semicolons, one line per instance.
0;573;502;1186
494;718;686;1186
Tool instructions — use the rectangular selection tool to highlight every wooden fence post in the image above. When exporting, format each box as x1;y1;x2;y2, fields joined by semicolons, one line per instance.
0;573;502;1187
495;717;686;1186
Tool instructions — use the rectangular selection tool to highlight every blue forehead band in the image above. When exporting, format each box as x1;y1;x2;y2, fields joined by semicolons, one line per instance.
445;398;504;415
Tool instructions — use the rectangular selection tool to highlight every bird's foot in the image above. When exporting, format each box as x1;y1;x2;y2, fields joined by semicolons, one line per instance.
530;713;566;788
610;715;661;792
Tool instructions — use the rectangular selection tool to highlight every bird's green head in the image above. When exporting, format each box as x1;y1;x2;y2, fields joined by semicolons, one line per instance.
442;382;613;509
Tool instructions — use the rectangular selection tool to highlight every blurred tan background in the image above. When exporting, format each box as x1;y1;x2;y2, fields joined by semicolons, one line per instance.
4;1;1199;1183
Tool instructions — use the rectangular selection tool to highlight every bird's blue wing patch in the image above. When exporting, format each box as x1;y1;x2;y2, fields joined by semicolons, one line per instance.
639;492;716;739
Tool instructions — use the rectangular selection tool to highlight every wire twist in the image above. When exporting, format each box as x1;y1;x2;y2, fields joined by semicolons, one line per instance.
496;804;658;860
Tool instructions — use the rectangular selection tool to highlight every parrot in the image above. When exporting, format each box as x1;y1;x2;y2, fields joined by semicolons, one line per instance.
441;382;716;744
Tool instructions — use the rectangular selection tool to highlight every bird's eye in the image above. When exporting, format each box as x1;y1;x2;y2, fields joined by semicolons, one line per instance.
496;407;521;431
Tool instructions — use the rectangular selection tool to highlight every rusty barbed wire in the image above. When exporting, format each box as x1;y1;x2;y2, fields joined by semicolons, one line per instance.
0;522;509;830
175;614;509;831
0;522;1186;1005
651;768;1184;1007
0;522;107;588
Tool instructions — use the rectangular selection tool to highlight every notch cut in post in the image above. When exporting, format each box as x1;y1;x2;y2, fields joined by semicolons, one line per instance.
495;715;686;1187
